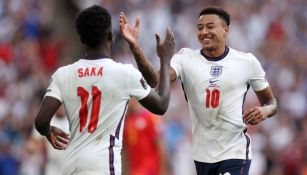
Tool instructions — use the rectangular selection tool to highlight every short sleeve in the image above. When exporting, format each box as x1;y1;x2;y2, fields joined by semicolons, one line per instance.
127;65;151;100
248;53;269;91
170;48;186;80
45;70;63;102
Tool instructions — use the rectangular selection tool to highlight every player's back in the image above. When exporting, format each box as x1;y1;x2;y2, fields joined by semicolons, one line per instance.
48;58;139;174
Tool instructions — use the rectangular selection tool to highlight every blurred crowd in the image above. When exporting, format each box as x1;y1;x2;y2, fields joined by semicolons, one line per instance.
0;0;306;175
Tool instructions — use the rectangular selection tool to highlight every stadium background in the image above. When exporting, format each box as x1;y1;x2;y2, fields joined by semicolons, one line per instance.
0;0;306;174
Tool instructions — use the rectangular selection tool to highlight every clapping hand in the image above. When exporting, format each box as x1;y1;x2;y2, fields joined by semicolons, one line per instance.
155;27;175;64
119;12;140;47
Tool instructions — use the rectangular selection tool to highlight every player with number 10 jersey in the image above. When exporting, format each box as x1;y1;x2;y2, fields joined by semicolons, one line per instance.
171;47;268;163
121;6;278;175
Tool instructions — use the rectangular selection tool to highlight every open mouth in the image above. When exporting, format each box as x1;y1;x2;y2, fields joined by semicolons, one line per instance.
203;38;212;42
201;37;213;44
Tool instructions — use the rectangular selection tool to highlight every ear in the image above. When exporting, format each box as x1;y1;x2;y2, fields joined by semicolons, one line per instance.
223;26;229;38
107;30;113;42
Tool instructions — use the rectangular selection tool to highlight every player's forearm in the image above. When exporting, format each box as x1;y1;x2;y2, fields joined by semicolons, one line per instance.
156;58;171;113
35;97;61;137
262;97;278;118
35;117;51;137
129;43;159;87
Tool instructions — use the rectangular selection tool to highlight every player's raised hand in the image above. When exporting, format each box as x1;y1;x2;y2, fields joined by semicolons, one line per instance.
155;27;175;63
119;12;140;46
243;106;270;125
46;126;70;150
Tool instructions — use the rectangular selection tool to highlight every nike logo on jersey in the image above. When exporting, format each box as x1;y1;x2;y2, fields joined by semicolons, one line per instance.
209;79;219;83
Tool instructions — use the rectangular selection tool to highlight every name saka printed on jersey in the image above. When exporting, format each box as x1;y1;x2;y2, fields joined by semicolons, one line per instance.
78;67;103;78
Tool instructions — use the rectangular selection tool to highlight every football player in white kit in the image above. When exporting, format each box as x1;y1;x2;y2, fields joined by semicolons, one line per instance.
120;7;278;175
35;5;175;175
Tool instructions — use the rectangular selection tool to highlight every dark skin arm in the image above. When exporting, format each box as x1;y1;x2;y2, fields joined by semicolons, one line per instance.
138;28;175;115
159;68;177;83
128;43;159;87
119;12;177;85
119;12;158;87
35;97;70;150
120;12;175;114
243;86;278;125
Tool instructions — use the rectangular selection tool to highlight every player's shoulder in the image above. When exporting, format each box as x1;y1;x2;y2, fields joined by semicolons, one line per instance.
100;59;134;70
177;48;200;55
174;48;202;63
229;47;258;61
114;62;137;73
104;61;140;77
51;64;73;78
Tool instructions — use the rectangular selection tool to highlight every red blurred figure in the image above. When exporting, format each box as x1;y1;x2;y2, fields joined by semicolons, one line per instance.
39;28;66;72
123;99;167;175
0;42;13;64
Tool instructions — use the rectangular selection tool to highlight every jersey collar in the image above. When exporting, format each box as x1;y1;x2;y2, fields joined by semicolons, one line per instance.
83;55;110;60
200;46;229;62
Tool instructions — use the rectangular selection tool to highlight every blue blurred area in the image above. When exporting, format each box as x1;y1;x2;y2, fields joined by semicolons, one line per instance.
0;153;19;175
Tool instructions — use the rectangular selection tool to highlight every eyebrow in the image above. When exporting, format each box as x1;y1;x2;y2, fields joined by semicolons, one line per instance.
197;22;215;26
206;22;215;25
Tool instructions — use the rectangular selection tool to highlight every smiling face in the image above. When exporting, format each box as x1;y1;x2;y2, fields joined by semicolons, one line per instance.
197;14;229;52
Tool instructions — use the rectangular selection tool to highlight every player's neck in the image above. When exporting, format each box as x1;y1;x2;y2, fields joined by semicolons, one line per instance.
84;46;111;60
202;46;226;58
201;46;229;61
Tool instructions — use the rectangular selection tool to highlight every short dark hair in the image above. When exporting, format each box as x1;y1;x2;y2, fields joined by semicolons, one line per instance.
198;7;230;26
75;5;112;48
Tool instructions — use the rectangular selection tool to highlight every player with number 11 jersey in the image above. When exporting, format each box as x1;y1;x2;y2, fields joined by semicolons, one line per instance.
46;58;151;174
34;5;175;175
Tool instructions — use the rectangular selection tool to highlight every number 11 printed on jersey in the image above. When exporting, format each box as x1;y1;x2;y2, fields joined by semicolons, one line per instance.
77;86;101;133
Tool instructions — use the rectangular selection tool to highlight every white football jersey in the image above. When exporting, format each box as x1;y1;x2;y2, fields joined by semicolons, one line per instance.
171;47;268;163
45;58;151;175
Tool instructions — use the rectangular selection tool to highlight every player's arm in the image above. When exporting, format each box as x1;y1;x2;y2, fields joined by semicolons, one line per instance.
138;28;175;115
35;96;69;150
119;12;158;87
243;86;278;125
159;68;177;83
119;12;177;87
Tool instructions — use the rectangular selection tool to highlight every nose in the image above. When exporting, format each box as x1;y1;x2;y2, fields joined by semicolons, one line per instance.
202;27;209;34
198;28;208;38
